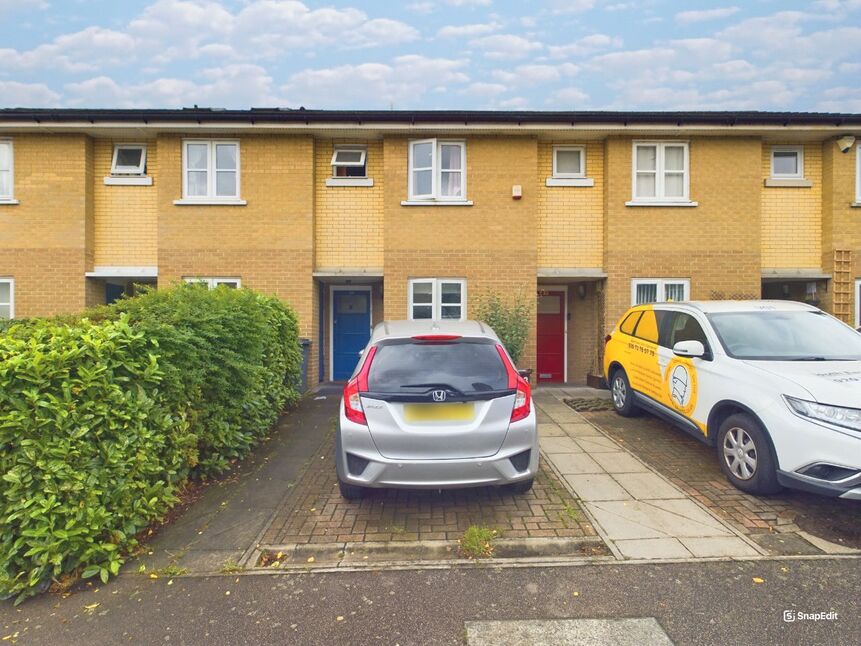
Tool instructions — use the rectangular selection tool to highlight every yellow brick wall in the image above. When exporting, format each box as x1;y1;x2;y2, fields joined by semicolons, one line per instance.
604;136;763;331
314;139;384;270
382;136;539;371
0;134;92;317
536;142;604;268
93;139;158;266
761;142;822;269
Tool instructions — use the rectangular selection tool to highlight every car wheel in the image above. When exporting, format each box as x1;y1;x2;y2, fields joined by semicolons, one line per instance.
338;479;367;501
610;369;640;417
716;413;782;495
505;478;534;495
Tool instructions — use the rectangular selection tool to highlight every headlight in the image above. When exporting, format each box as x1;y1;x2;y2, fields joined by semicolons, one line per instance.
784;396;861;432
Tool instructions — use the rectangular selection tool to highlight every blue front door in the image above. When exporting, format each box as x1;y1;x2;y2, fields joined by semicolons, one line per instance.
332;289;371;381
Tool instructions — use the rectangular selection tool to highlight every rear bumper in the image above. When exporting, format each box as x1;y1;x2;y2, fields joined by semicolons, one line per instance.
336;404;539;489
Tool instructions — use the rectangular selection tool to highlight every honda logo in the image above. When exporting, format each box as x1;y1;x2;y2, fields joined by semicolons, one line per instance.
432;390;447;402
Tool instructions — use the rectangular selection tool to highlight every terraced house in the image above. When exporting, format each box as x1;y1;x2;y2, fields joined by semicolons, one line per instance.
1;108;860;385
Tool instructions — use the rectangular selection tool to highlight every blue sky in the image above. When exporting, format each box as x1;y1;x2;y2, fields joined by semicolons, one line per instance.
1;0;860;111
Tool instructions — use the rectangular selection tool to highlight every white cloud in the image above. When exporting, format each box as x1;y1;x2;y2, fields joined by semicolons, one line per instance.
64;64;286;108
406;1;435;13
0;27;138;72
492;63;578;85
0;0;46;15
470;34;542;59
282;55;470;108
463;82;507;96
0;80;60;106
675;7;739;24
816;86;861;111
547;87;590;106
548;33;622;58
437;22;499;38
445;0;491;6
545;0;596;14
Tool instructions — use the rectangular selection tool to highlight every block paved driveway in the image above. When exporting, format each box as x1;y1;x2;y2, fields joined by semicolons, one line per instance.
559;394;861;556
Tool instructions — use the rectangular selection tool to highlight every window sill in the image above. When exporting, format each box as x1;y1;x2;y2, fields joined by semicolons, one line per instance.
625;200;698;207
764;178;812;188
851;202;861;208
401;200;473;207
325;177;374;187
0;199;19;205
546;177;594;187
104;176;153;186
172;198;247;206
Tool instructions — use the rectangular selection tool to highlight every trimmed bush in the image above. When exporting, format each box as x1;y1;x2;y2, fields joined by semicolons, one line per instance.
474;291;531;364
0;285;301;602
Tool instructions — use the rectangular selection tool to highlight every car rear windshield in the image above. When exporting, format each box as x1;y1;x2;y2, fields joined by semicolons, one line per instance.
367;339;510;393
707;310;861;361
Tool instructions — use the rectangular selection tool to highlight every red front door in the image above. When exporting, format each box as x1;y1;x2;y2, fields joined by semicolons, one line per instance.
537;290;565;383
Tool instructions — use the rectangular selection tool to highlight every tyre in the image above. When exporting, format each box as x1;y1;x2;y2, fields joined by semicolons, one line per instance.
716;413;782;495
338;479;367;500
609;368;640;417
505;478;534;495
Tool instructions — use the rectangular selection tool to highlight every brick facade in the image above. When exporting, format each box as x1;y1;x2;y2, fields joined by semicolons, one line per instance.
1;112;860;385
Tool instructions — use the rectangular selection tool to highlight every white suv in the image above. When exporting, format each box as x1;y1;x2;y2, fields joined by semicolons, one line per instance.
604;300;861;499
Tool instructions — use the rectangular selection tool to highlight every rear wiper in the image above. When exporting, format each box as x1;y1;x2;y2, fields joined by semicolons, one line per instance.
400;382;466;396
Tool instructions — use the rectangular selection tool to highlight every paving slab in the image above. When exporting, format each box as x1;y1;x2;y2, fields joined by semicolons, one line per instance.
559;422;603;438
615;472;685;500
564;474;633;502
466;618;673;646
589;451;651;474
539;436;583;454
679;536;759;558
574;436;623;453
615;537;692;559
586;500;733;540
551;452;605;475
538;423;566;437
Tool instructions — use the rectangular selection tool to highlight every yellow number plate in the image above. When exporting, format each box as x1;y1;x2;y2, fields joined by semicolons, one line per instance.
403;403;475;423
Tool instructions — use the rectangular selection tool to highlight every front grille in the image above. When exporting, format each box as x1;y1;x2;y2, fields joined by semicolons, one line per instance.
509;449;531;472
798;463;860;482
346;453;370;476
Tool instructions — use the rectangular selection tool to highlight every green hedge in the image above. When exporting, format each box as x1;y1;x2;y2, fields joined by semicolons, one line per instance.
0;285;302;602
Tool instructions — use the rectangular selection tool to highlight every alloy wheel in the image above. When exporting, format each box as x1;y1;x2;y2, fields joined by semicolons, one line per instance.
722;427;758;480
612;375;626;409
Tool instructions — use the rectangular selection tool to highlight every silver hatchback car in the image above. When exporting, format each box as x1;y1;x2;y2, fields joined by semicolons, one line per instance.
336;320;538;499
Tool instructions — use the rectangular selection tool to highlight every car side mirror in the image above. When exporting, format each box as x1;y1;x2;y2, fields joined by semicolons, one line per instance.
673;340;706;358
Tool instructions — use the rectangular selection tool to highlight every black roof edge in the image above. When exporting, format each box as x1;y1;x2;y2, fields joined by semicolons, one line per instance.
0;108;859;126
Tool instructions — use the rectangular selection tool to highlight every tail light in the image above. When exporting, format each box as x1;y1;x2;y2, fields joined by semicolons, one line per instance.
411;334;462;341
605;334;612;344
496;344;532;423
343;346;377;425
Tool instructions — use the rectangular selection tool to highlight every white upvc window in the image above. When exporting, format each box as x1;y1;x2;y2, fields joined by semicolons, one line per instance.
771;146;804;180
408;278;466;321
631;279;690;305
408;139;466;201
0;140;14;202
331;146;367;177
0;278;13;319
111;144;147;175
552;145;586;178
855;143;860;203
856;279;861;328
182;140;240;200
631;141;690;202
184;277;241;289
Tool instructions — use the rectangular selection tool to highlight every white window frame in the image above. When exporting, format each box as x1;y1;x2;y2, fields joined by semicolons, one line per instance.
0;278;13;319
770;145;804;180
407;139;467;202
855;143;861;204
111;144;147;175
0;140;15;203
183;277;242;289
180;140;241;202
631;278;690;306
552;145;586;179
331;146;367;176
629;141;692;205
408;278;466;321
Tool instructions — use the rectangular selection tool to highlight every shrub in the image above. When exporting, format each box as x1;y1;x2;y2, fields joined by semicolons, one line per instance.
0;284;301;602
474;291;531;364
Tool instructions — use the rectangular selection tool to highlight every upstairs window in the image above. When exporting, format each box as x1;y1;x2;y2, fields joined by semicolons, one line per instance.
0;278;13;319
632;279;690;305
183;140;240;200
408;139;466;201
331;147;367;177
409;278;466;321
111;144;147;175
0;141;13;202
552;146;585;178
632;142;689;202
771;146;803;179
